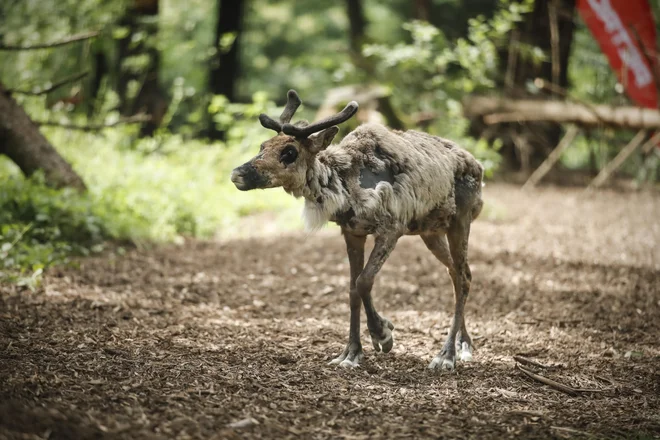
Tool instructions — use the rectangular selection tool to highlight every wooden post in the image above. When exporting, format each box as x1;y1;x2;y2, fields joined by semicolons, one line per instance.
522;125;580;190
586;130;648;190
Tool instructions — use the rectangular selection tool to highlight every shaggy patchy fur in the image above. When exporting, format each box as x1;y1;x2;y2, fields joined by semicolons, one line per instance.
296;123;484;235
231;113;484;371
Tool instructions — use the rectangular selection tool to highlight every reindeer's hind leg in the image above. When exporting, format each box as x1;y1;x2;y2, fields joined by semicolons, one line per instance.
426;217;473;371
421;233;473;365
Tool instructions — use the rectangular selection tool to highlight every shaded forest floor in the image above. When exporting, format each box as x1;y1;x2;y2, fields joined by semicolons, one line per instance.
1;183;659;439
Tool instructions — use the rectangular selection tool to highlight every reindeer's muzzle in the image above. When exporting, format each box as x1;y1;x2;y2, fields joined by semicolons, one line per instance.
231;162;269;191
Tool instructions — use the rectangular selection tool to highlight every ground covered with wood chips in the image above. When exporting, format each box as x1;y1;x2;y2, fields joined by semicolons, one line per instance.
1;183;659;439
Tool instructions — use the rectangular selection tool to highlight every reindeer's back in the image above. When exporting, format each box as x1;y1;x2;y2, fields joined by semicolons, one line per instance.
333;123;484;230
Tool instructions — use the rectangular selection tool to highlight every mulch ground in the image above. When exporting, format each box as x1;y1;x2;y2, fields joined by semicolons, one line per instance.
1;183;659;439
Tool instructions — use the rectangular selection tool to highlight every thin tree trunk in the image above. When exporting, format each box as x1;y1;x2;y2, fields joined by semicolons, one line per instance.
87;49;108;116
116;0;166;136
413;0;432;21
0;83;86;190
344;0;405;129
499;0;576;95
472;0;577;171
346;0;367;54
208;0;245;140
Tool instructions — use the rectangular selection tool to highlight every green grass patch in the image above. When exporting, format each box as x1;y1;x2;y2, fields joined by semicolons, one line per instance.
0;128;302;286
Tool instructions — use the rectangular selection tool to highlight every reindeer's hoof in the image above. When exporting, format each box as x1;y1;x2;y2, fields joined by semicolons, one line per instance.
329;342;363;368
459;342;473;362
369;317;395;354
428;353;456;371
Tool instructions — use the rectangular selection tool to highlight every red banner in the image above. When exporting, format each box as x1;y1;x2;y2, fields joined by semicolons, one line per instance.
577;0;658;109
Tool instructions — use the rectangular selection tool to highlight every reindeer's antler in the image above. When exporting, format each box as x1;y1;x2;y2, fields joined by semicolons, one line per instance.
282;101;358;138
259;90;303;133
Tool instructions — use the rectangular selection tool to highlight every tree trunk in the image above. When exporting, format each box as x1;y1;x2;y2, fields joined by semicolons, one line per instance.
463;96;660;129
413;0;431;21
116;0;167;136
346;0;367;54
208;0;245;140
0;84;86;190
344;0;405;129
473;0;577;171
427;0;498;40
87;48;108;117
500;0;576;95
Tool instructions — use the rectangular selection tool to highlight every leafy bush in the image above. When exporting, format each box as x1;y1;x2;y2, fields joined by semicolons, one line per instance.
0;172;108;288
0;98;304;285
359;2;532;177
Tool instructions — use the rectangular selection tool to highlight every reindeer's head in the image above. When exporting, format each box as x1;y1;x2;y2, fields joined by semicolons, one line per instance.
230;90;358;192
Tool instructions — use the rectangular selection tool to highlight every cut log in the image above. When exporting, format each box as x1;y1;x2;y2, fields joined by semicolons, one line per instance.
0;83;86;190
463;96;660;130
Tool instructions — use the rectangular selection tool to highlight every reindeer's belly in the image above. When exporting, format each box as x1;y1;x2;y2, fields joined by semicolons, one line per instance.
331;209;377;236
404;208;453;235
331;205;453;236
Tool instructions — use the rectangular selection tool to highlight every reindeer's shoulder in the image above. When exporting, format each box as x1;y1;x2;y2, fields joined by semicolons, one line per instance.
351;123;401;141
339;123;403;154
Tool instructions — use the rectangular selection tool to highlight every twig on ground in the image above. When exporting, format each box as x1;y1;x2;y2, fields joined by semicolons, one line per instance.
8;71;88;96
344;405;365;416
517;364;577;396
522;317;583;326
594;375;618;388
513;355;551;369
516;364;609;396
226;417;259;429
551;425;595;438
0;31;99;50
507;410;545;418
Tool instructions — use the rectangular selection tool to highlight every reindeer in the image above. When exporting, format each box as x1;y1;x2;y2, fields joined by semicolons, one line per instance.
231;90;484;370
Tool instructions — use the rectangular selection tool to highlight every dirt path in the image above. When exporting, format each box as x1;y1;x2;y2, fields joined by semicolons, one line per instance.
1;183;659;439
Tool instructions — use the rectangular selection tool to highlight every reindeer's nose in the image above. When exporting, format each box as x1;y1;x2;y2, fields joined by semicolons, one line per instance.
231;162;268;191
230;168;247;190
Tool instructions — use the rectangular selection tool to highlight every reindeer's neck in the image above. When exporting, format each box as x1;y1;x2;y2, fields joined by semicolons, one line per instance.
289;152;349;231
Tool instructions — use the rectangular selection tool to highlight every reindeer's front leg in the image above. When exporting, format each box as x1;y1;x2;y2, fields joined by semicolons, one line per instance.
357;233;399;355
329;231;366;367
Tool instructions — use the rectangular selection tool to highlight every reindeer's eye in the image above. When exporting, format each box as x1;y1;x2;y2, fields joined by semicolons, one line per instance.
280;145;298;166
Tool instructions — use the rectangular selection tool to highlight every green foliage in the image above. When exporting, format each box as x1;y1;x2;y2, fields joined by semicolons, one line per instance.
0;172;109;287
0;98;304;283
360;1;531;176
9;0;657;283
0;0;127;100
364;0;535;97
208;91;277;143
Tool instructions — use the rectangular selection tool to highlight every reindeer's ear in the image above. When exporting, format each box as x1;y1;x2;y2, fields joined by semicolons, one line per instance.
308;126;339;154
